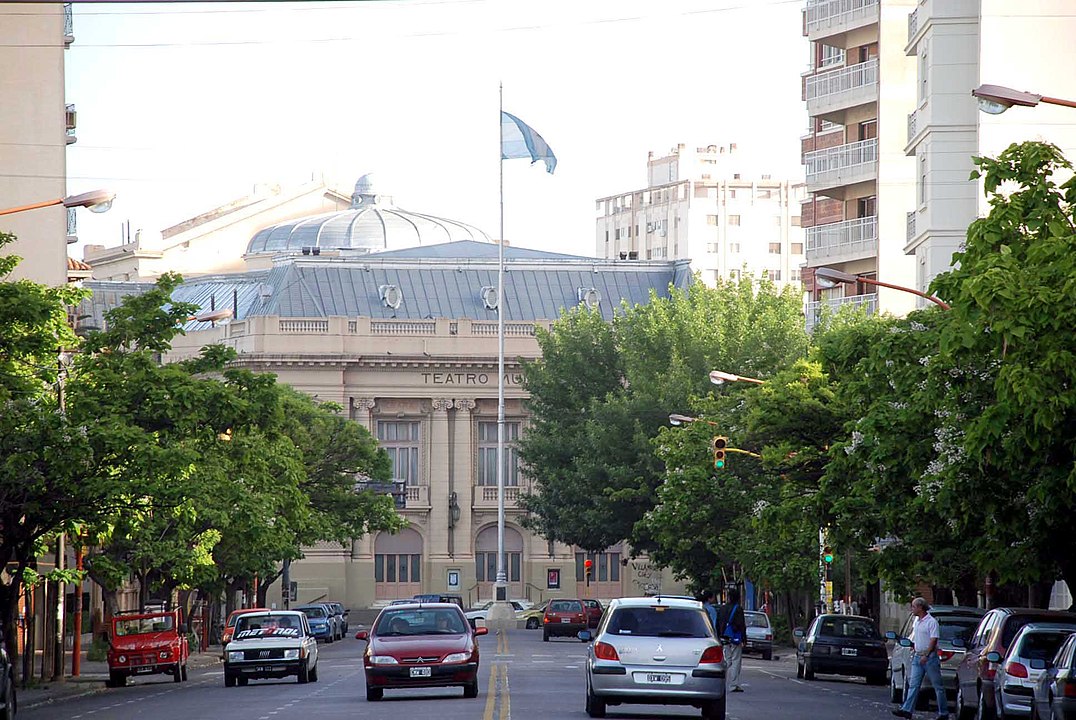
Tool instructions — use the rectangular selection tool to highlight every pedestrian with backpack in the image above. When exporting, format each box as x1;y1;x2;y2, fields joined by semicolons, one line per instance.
717;588;747;692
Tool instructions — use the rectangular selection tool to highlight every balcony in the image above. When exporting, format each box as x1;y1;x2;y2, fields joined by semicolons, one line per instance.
404;485;430;509
805;0;879;44
65;104;77;145
907;7;919;50
907;211;917;243
66;207;78;244
63;3;74;45
806;292;878;332
806;59;878;122
804;138;878;196
472;484;524;510
805;216;878;267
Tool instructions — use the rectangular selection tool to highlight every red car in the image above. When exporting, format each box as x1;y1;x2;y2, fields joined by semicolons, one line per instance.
221;607;269;656
543;598;588;642
583;599;604;629
107;608;190;687
355;602;488;701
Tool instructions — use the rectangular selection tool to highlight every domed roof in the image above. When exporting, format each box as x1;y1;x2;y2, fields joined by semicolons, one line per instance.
246;175;490;256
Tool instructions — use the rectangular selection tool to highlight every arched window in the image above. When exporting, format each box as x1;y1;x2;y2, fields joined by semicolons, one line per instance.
374;528;423;600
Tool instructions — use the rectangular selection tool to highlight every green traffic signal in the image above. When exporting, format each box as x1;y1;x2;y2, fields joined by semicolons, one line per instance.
712;436;728;470
823;546;834;564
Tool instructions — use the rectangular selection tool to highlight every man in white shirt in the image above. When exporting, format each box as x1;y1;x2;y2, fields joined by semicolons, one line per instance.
892;597;948;720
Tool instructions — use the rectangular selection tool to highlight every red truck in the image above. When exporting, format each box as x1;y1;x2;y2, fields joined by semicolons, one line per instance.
107;608;190;687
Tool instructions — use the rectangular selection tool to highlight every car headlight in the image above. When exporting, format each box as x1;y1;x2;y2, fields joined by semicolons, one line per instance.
443;652;471;663
283;649;300;660
118;655;127;664
370;655;399;665
159;650;170;659
228;651;244;662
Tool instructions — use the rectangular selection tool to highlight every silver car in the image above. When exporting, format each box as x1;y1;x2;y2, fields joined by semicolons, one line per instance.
1031;630;1076;720
744;611;773;660
581;596;727;720
886;605;984;708
992;622;1076;718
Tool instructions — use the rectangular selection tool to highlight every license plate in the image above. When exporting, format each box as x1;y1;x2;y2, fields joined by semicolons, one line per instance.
561;618;571;623
135;666;155;674
842;648;858;656
410;666;432;678
647;673;672;684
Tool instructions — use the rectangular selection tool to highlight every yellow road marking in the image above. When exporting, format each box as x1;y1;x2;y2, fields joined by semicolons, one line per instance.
482;663;499;720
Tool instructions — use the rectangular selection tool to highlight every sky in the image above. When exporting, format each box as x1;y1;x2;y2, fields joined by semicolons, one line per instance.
64;0;808;258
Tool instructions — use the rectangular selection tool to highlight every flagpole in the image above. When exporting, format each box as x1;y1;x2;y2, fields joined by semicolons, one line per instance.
495;81;507;601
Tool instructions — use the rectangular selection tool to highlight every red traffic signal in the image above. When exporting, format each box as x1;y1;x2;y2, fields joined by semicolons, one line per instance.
584;559;593;570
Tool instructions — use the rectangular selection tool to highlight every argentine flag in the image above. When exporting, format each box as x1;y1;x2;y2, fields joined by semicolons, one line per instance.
501;112;557;174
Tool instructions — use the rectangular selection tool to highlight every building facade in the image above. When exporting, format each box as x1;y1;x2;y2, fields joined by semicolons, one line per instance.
0;2;74;286
905;0;1076;298
801;0;918;328
80;243;693;609
595;144;807;289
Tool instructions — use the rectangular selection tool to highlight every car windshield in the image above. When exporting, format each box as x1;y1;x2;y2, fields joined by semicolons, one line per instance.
938;617;981;644
1017;631;1075;661
746;613;770;628
114;615;174;636
376;609;467;635
819;617;881;640
234;614;301;639
607;607;711;638
301;607;326;618
549;600;582;613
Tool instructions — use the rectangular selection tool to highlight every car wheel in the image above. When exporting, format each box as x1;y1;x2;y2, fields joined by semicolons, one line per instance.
463;680;478;699
796;660;804;679
181;663;188;681
224;672;236;688
585;681;606;718
298;661;310;684
173;663;182;683
868;671;887;686
237;676;248;687
108;670;126;688
526;618;540;630
326;634;333;644
310;663;319;683
977;688;996;720
366;686;383;701
702;696;727;720
762;649;772;661
543;631;550;642
804;659;815;681
0;675;14;720
891;667;903;703
956;684;972;720
995;689;1009;720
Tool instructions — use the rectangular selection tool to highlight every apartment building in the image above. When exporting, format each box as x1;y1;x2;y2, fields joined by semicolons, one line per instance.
595;144;806;289
905;0;1076;298
0;2;75;285
801;0;918;328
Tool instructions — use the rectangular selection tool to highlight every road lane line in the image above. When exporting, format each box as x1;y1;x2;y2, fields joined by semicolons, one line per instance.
499;662;511;720
483;663;499;720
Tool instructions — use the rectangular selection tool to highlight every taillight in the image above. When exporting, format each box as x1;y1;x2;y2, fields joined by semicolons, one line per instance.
764;632;773;640
1005;662;1028;679
699;645;725;665
544;616;551;624
938;650;955;662
594;642;620;661
1063;680;1076;699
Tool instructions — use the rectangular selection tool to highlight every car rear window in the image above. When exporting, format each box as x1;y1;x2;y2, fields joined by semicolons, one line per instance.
1003;615;1076;649
608;607;710;638
1017;631;1076;661
938;617;980;644
746;613;770;628
819;617;881;640
301;607;326;618
549;600;583;613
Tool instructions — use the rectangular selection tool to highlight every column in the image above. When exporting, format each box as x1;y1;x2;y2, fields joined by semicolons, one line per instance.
453;398;477;590
350;397;377;432
428;399;452;570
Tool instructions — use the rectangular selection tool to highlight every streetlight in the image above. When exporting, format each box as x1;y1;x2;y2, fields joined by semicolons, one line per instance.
668;413;719;427
971;84;1076;115
0;189;115;217
813;266;951;310
709;370;765;386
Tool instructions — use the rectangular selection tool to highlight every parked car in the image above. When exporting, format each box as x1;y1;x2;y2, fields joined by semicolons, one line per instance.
581;595;727;720
355;602;487;700
107;608;190;687
0;634;14;720
325;602;349;633
795;614;888;685
1030;630;1076;720
521;602;548;630
887;605;985;707
223;610;319;687
465;600;527;627
954;607;1076;720
543;598;588;642
294;604;336;643
992;623;1076;718
322;603;345;640
583;599;604;629
413;594;466;611
745;610;774;661
221;607;269;650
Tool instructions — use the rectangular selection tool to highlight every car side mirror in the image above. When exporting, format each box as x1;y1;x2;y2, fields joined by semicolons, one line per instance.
355;630;369;641
793;628;804;638
898;638;913;647
474;626;489;637
578;630;592;642
951;637;966;648
985;651;1002;663
885;631;897;640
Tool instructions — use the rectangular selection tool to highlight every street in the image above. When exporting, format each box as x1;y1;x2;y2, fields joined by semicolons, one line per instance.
23;629;907;720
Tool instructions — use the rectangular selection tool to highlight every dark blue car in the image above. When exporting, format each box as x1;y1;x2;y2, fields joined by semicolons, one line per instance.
295;604;335;643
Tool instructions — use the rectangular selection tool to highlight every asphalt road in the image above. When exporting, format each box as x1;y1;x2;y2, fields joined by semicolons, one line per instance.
22;629;910;720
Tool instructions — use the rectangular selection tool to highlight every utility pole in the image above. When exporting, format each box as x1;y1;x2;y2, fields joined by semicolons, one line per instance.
72;541;83;676
52;353;69;681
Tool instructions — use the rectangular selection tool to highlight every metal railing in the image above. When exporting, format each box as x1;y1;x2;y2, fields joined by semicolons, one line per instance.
806;292;878;331
805;59;878;103
63;3;74;40
805;0;878;34
907;110;918;143
908;7;919;41
804;138;878;182
806;216;877;260
907;211;917;242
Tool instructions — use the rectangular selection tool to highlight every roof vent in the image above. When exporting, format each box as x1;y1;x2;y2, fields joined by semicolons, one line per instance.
258;283;274;300
379;284;403;310
480;286;499;310
578;287;601;310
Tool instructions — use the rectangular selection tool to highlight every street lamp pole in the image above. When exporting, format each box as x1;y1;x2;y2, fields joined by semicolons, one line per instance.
814;266;950;310
0;189;115;217
972;84;1076;115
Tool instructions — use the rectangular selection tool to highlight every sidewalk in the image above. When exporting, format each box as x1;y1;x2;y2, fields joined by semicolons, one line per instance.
20;646;222;711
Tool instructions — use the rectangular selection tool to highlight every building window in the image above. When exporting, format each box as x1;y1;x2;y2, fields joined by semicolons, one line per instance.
919;155;928;208
766;269;782;282
706;242;719;254
575;552;620;582
728;215;741;226
377;421;420;485
605;230;609;243
792;215;802;227
768;242;782;254
707;215;719;226
791;268;802;282
919;50;928;104
477;421;520;486
729;242;741;254
773;216;782;226
728;189;737;199
758;189;773;199
858;120;877;141
695;185;710;199
375;553;421;583
475;552;521;582
791;242;804;255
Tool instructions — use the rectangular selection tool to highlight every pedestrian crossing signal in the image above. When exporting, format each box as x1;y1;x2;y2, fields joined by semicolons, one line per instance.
711;436;728;469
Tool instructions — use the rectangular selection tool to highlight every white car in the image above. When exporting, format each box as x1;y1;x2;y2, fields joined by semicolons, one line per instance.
224;610;319;687
465;600;529;626
991;622;1076;717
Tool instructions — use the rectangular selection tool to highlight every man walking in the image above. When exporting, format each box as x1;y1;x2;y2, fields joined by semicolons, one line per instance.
700;590;719;633
717;588;747;692
892;597;948;720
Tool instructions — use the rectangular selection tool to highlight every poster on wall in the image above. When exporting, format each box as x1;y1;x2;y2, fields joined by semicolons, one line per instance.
447;570;461;591
547;568;560;589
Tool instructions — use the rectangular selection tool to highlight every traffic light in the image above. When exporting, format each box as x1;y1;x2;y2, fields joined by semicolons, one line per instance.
584;558;593;586
822;546;834;564
711;436;728;469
